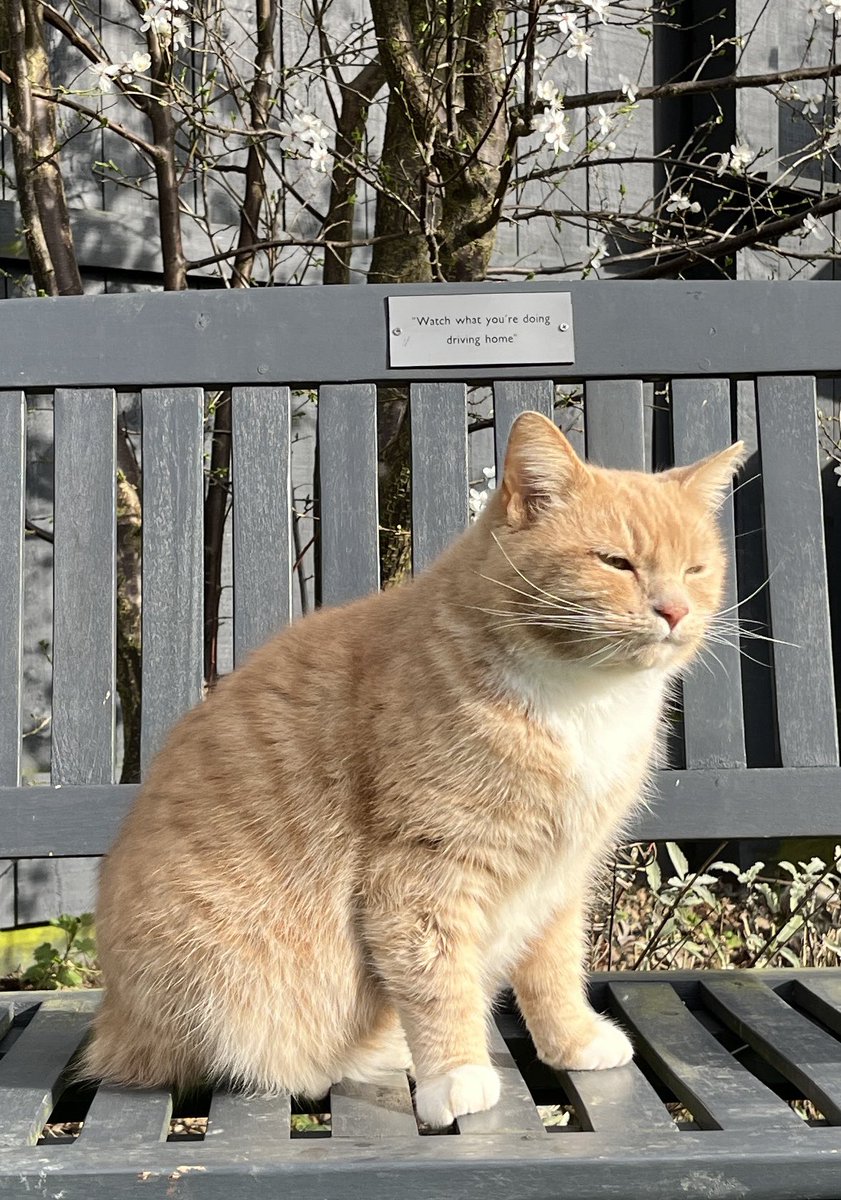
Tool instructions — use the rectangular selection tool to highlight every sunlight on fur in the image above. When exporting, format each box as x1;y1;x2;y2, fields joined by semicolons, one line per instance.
84;412;745;1127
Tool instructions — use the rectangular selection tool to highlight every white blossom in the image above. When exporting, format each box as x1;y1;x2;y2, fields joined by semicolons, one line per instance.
533;105;570;153
826;0;841;17
90;61;121;92
834;463;841;487
586;232;608;271
469;467;496;518
596;105;612;136
800;211;828;240
292;110;330;145
91;48;151;91
169;15;189;49
804;94;822;116
550;10;579;34
141;1;190;50
308;141;331;172
619;75;637;103
583;0;610;22
566;28;593;60
536;78;561;105
717;141;753;174
665;190;701;214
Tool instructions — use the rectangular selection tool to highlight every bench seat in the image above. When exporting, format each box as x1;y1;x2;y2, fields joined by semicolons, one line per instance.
5;973;841;1197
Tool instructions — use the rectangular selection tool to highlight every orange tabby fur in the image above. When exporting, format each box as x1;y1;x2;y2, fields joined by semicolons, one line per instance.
86;413;745;1126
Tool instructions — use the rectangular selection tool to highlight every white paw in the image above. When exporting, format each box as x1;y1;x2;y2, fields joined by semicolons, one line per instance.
561;1018;633;1071
414;1064;501;1127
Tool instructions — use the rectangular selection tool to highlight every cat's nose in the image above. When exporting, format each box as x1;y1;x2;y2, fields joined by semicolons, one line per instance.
654;600;689;631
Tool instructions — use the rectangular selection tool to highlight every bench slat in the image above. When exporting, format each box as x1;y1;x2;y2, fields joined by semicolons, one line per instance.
456;1022;545;1134
78;1086;172;1147
318;384;380;605
52;390;116;786
0;1002;14;1041
492;380;554;476
232;387;292;664
609;982;800;1130
411;384;468;573
4;764;841;858
206;1089;291;1148
0;393;24;786
702;976;841;1122
756;380;838;766
140;389;205;773
584;382;645;468
791;977;841;1036
0;1003;91;1147
562;1061;676;1135
671;380;746;769
331;1072;417;1137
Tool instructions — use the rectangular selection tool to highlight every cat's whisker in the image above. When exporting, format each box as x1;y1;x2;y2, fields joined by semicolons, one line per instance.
474;571;601;617
489;532;601;615
691;649;718;680
714;569;779;617
699;642;730;680
700;631;774;670
706;619;799;649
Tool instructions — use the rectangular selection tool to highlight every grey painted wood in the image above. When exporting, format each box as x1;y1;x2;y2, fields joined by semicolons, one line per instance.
0;1003;91;1147
561;1061;676;1135
701;976;841;1123
6;284;841;388
0;1002;13;1041
584;383;645;468
671;380;746;769
734;383;777;768
206;1089;291;1148
331;1073;417;1137
0;394;24;785
610;982;800;1131
318;385;380;606
5;764;841;858
756;380;838;766
791;976;841;1037
492;380;554;477
51;390;116;786
231;387;292;664
140;390;205;774
410;384;469;573
457;1023;545;1134
78;1087;172;1147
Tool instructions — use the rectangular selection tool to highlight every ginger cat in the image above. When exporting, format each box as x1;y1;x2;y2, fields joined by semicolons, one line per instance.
86;412;744;1127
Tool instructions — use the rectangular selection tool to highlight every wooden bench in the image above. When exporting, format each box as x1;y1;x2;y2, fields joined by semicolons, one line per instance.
1;281;840;1198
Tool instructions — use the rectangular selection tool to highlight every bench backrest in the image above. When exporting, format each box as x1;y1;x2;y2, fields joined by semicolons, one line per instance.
0;281;838;865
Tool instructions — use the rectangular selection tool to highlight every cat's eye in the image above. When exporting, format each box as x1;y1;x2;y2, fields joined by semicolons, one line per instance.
685;565;705;576
596;552;635;572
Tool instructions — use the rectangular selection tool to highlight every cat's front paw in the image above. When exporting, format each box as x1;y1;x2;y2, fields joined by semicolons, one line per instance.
542;1018;633;1071
414;1064;500;1127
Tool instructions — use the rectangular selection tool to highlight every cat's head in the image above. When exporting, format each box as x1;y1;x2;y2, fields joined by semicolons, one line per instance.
479;411;746;673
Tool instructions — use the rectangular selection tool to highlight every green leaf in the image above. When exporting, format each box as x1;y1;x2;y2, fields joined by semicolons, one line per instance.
666;842;688;881
645;860;662;892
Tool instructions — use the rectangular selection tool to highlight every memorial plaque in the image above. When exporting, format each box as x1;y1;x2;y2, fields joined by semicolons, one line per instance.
387;292;574;368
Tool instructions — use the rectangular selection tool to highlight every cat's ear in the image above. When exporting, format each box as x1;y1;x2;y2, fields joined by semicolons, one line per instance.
501;412;588;527
660;441;747;510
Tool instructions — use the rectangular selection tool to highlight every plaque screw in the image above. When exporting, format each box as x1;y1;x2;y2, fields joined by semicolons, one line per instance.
257;363;269;375
392;327;402;336
558;322;569;331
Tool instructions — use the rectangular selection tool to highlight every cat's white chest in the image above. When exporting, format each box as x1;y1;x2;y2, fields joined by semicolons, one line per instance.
482;659;666;982
505;658;664;801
